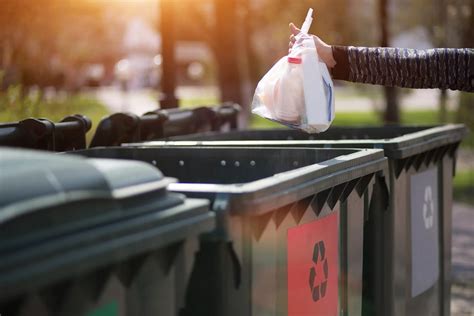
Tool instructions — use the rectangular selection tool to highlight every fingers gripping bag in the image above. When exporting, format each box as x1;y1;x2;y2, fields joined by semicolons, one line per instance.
251;8;335;133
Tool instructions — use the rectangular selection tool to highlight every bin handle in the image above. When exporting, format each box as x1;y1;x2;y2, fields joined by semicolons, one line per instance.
227;242;241;289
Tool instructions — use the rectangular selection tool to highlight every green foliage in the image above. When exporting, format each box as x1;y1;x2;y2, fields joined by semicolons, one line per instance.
179;97;220;108
250;111;381;129
456;93;474;148
0;82;109;144
250;109;456;129
454;170;474;206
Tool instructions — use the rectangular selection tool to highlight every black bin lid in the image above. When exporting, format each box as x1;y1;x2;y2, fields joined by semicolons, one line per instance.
0;148;213;301
0;148;176;245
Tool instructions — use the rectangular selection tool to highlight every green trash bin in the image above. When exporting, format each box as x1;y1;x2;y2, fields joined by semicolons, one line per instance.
72;146;388;316
137;124;468;316
0;148;214;316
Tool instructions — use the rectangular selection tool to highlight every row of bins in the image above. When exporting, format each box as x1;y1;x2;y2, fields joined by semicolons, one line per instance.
0;115;92;151
90;103;240;147
0;123;467;316
0;103;241;151
0;145;387;316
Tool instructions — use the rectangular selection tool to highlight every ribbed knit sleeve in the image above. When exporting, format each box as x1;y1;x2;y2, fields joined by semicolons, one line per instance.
332;46;473;92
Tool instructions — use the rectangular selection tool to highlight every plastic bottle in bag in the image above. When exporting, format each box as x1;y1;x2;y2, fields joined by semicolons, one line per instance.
273;57;304;124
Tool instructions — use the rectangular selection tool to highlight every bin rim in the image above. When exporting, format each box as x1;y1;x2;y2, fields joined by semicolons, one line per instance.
162;148;388;216
125;124;467;159
72;146;387;216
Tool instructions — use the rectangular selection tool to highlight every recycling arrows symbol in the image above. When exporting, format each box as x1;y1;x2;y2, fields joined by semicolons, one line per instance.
309;240;329;302
423;185;434;229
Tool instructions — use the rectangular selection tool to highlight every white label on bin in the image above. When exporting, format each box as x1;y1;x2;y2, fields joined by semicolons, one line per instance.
410;167;439;298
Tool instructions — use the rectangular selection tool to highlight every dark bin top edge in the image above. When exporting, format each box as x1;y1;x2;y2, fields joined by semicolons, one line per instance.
77;145;371;155
380;124;468;158
169;149;388;216
125;124;468;159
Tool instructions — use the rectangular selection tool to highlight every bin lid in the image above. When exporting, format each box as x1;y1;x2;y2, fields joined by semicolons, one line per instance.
0;147;183;250
0;148;175;230
0;148;214;301
88;158;173;198
1;148;113;216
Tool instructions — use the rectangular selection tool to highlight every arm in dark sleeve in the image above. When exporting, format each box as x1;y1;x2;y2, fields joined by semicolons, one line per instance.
331;46;351;81
331;46;474;92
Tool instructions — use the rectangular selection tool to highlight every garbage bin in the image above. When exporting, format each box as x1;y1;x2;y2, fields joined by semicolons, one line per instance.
0;148;214;316
72;146;388;316
144;103;240;140
89;104;241;148
0;115;91;151
141;124;467;316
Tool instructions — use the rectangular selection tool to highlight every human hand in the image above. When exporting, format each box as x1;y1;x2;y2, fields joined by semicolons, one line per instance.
289;22;336;68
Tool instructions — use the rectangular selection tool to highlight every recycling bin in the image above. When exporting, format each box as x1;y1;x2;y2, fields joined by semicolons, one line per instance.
72;146;389;316
141;124;467;316
0;148;214;316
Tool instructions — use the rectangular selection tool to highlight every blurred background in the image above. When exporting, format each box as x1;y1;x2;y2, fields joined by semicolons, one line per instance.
0;0;472;125
0;0;472;312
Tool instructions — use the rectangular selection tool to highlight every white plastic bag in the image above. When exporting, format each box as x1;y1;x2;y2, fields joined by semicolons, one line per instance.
251;9;335;133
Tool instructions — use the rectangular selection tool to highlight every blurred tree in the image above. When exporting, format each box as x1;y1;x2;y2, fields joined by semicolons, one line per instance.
437;0;448;123
247;0;359;72
170;0;245;107
379;0;400;124
241;0;262;90
213;0;243;106
449;0;474;134
159;0;178;108
165;0;473;122
238;0;381;121
391;0;473;123
0;0;124;90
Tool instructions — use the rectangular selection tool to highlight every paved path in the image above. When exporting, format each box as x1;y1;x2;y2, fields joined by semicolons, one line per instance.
93;86;220;115
94;87;159;114
451;203;474;316
452;203;474;284
457;149;474;172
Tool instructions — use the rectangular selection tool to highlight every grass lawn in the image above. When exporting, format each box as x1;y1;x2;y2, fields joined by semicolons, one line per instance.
250;109;472;148
250;109;458;128
179;97;221;108
454;170;474;205
0;93;110;145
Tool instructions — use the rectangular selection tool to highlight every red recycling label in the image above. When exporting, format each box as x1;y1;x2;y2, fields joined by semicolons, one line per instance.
287;212;339;316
